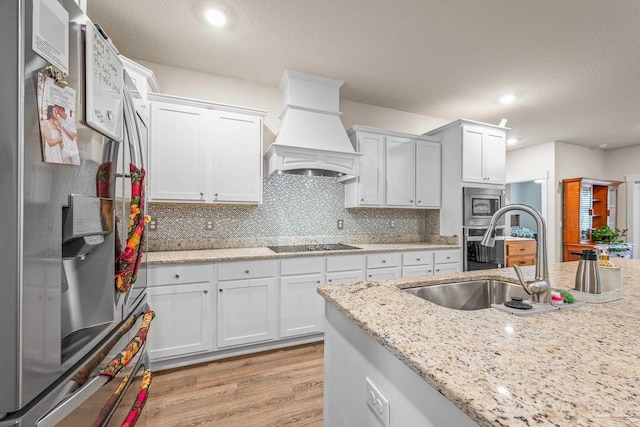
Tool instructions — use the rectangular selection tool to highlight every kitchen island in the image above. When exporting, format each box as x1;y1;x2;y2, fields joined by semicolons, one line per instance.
318;259;640;426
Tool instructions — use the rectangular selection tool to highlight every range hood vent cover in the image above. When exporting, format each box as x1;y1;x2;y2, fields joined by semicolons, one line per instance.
265;70;360;180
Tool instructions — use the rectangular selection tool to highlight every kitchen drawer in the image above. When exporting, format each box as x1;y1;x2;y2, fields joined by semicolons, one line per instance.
280;257;324;276
402;251;434;266
402;265;434;277
434;249;461;265
147;263;213;286
434;263;461;275
366;266;402;280
506;240;536;256
326;270;365;285
366;252;402;269
217;259;276;281
326;254;365;272
506;256;536;267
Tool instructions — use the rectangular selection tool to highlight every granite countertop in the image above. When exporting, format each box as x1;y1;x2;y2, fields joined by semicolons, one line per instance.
144;242;462;264
318;258;640;426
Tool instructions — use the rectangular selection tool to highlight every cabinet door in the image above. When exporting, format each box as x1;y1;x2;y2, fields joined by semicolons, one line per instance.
217;278;277;348
326;270;364;285
415;141;441;207
357;133;385;206
386;137;415;206
149;102;207;201
483;131;506;184
366;267;401;280
434;263;461;275
211;111;262;203
402;265;434;277
280;273;325;338
147;283;212;360
461;127;484;184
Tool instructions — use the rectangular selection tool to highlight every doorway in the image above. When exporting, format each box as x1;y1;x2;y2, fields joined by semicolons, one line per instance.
626;174;640;259
505;179;547;238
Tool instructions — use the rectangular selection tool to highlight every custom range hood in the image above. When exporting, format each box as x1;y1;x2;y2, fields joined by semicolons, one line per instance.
265;70;360;179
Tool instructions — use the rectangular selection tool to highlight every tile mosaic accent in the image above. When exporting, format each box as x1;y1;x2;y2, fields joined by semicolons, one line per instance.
147;174;441;251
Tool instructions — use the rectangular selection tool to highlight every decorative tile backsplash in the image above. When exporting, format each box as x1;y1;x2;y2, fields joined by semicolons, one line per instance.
147;174;442;251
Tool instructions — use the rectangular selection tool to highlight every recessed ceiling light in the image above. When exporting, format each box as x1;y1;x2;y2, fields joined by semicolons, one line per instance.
599;143;609;148
507;138;518;145
205;8;228;27
499;94;517;104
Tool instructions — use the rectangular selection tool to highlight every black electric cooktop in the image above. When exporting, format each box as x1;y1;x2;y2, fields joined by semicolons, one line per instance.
267;243;361;253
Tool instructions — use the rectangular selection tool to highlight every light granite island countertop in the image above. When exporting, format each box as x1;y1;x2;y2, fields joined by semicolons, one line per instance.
318;258;640;426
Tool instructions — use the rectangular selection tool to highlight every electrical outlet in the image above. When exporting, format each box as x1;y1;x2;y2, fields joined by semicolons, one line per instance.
389;220;395;229
366;377;390;427
148;220;158;231
205;220;214;230
337;219;344;230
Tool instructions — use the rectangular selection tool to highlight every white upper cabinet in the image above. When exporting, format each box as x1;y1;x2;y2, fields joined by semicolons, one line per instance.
386;136;416;207
461;125;506;185
350;132;385;206
415;140;441;208
147;94;266;204
149;101;208;202
345;126;441;209
212;111;262;203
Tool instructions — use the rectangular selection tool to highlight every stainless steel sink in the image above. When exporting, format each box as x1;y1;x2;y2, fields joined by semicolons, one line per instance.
404;280;530;310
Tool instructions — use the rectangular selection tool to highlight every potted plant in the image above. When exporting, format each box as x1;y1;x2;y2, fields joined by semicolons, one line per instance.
592;225;632;258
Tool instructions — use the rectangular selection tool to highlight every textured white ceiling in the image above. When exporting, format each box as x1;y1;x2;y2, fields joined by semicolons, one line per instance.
88;0;640;151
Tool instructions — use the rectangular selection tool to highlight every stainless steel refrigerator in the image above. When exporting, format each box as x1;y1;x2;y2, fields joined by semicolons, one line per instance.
0;0;150;425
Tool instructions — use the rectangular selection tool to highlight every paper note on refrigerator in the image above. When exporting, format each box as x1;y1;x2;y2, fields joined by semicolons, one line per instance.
32;0;69;74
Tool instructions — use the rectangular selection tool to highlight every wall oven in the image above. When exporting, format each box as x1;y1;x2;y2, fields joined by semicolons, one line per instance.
463;187;506;271
464;227;506;271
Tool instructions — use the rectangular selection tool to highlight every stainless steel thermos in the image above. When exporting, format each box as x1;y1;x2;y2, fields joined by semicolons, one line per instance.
574;249;602;294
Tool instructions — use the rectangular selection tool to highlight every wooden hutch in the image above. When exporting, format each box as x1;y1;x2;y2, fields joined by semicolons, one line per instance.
563;177;622;261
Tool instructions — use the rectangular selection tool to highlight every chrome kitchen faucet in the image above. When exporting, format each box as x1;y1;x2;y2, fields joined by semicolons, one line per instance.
480;204;551;304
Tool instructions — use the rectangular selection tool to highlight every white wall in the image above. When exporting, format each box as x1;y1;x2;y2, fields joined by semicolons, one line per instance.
603;145;640;232
137;60;449;153
506;142;556;262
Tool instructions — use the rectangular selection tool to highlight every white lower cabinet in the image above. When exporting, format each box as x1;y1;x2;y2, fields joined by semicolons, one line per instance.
280;258;325;338
326;254;365;285
434;249;462;275
216;260;277;349
326;270;365;284
402;250;434;277
366;252;402;280
146;264;213;361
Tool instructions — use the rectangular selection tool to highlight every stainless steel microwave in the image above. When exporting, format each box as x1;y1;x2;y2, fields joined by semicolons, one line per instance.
463;187;506;226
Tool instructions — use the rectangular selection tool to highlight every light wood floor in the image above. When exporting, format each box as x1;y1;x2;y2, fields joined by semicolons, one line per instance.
138;343;324;427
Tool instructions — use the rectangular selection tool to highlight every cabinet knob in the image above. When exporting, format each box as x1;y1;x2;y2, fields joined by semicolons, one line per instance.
175;274;180;279
446;256;451;260
436;269;440;272
410;200;414;203
328;279;333;283
520;248;526;251
416;258;421;261
382;260;386;263
245;270;250;274
368;275;372;278
361;198;365;201
219;288;223;292
214;193;218;198
204;290;208;294
316;280;321;284
417;200;421;203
